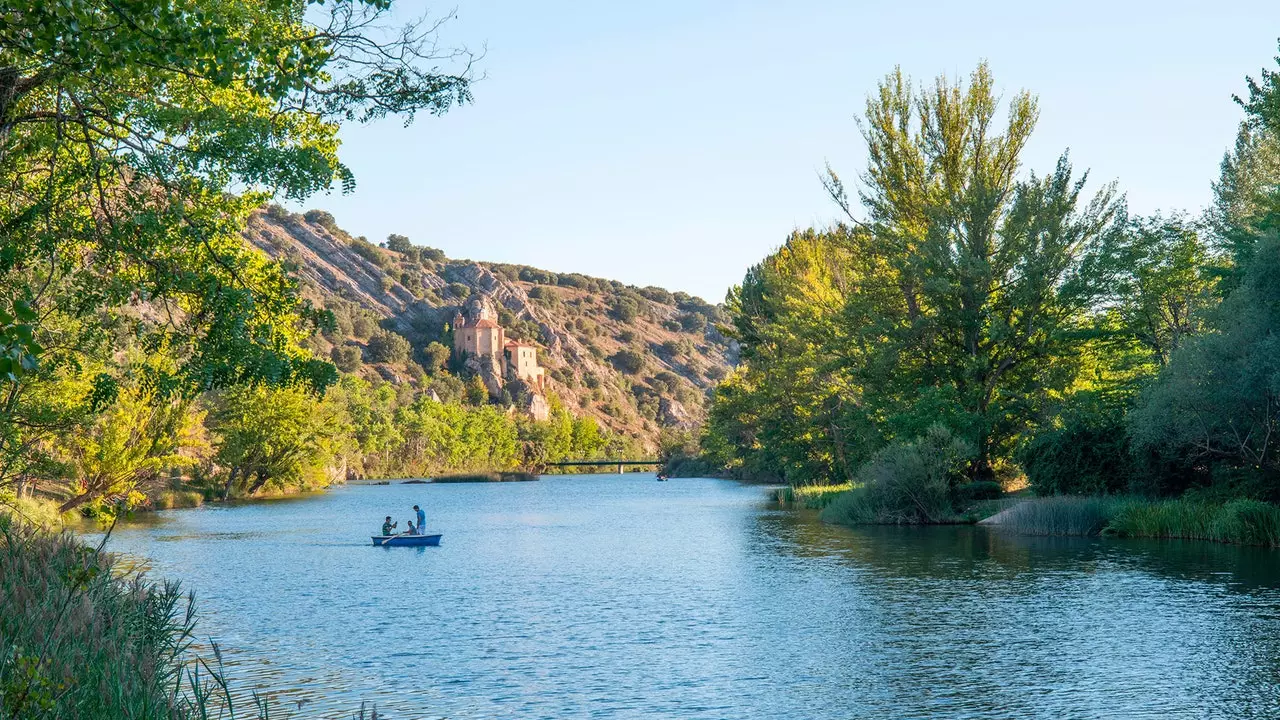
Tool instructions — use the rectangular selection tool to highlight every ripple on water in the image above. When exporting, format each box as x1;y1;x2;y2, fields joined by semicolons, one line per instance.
89;477;1280;720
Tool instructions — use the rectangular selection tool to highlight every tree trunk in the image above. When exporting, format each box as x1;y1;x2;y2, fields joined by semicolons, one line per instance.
247;470;271;496
223;466;240;500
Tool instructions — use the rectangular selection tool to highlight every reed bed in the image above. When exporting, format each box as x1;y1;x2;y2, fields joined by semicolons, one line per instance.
1107;498;1280;546
0;513;383;719
988;496;1122;536
987;496;1280;546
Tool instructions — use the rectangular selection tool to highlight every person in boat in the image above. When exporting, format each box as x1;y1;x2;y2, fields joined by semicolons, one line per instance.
413;504;425;535
405;520;417;536
381;516;397;536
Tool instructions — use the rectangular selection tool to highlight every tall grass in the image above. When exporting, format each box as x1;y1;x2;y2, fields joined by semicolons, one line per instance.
771;483;856;509
987;496;1280;547
1107;498;1280;546
0;514;380;718
985;496;1122;536
0;516;196;719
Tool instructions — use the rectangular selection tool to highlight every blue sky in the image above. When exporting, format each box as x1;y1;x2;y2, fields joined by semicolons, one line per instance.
296;1;1280;302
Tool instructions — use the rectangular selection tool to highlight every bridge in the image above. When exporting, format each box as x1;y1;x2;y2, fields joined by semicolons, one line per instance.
543;460;662;474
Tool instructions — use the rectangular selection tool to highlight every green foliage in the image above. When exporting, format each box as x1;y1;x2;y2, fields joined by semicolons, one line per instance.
609;349;645;375
678;312;707;333
209;385;348;498
330;345;362;373
0;0;473;492
529;286;560;308
610;296;640;323
366;330;411;365
1106;498;1280;547
821;426;973;525
448;282;471;299
420;342;450;374
386;234;414;254
1128;235;1280;492
1018;395;1138;496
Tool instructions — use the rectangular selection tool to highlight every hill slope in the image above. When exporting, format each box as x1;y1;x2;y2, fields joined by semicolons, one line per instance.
243;206;737;451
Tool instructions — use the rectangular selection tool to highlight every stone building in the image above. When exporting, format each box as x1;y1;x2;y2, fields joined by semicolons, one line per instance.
452;300;546;393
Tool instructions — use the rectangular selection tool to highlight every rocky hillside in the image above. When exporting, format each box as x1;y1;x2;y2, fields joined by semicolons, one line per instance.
243;206;737;451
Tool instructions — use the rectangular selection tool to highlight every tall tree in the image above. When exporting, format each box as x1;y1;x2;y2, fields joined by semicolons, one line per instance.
822;63;1121;478
0;0;473;490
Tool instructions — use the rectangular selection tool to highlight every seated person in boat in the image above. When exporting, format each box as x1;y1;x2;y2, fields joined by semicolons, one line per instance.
405;520;417;535
381;516;397;536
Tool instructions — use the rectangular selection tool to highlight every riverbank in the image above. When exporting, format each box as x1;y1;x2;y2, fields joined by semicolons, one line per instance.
814;486;1280;548
981;496;1280;547
0;516;200;718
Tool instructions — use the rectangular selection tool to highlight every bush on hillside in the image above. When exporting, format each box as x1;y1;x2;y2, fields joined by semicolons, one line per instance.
386;233;413;253
420;341;450;374
639;286;675;304
610;349;645;375
367;330;411;365
331;345;362;372
610;296;639;323
447;282;471;299
351;313;378;339
679;311;707;333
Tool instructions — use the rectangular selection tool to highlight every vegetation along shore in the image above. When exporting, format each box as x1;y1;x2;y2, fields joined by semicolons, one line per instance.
675;54;1280;549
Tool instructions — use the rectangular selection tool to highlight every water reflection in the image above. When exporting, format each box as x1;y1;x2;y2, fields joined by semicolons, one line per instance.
90;477;1280;719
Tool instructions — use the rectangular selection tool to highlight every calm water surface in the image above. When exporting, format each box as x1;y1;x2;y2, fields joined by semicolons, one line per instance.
92;475;1280;719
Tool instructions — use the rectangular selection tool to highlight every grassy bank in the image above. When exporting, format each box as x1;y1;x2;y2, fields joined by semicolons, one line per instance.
771;483;856;509
982;496;1280;547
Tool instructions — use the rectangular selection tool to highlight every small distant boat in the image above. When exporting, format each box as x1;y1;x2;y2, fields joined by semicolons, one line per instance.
372;534;442;547
656;474;669;482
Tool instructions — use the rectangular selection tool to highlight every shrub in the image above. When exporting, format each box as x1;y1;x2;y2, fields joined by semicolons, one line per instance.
303;208;338;230
519;267;558;285
529;286;559;307
557;273;590;289
265;203;291;221
706;364;728;381
821;425;972;525
610;296;639;323
447;282;470;299
639;286;674;304
679;311;707;333
617;329;636;343
661;319;681;332
420;246;446;263
609;349;645;375
366;330;411;365
331;345;362;372
954;480;1002;505
1017;398;1138;496
386;233;413;253
350;237;393;269
419;341;450;374
351;313;378;339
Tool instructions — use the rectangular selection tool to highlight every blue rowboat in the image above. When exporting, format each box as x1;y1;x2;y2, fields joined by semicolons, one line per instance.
371;533;442;547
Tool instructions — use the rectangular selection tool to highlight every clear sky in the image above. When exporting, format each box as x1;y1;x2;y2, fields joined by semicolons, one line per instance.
295;1;1280;302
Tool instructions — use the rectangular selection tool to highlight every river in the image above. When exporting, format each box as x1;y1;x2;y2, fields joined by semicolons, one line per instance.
91;475;1280;719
